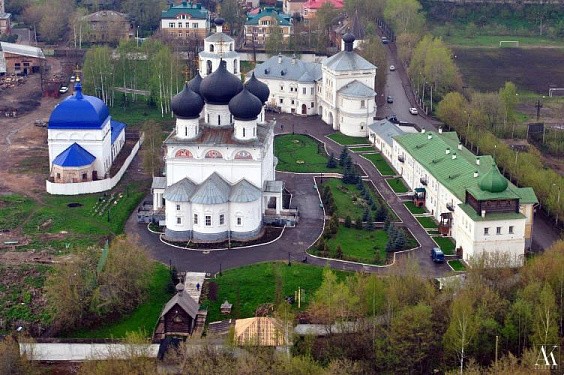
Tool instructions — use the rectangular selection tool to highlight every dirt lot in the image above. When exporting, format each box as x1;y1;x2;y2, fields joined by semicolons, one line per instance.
0;57;67;199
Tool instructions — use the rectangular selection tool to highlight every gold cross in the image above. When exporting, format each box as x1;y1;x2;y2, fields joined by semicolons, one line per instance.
74;64;82;81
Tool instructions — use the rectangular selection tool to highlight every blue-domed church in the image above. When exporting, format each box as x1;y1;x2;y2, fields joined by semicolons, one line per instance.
46;79;127;194
151;19;282;243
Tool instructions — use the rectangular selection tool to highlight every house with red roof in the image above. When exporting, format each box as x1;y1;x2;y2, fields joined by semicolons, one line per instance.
303;0;344;20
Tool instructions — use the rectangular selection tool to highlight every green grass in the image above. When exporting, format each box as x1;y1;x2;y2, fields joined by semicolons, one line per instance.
417;216;439;229
350;146;376;153
404;201;427;215
433;236;456;255
326;226;388;264
327;133;369;146
274;134;342;173
363;153;395;176
0;194;35;231
322;179;373;220
70;262;172;339
448;260;466;272
109;97;175;129
387;178;409;193
202;262;351;323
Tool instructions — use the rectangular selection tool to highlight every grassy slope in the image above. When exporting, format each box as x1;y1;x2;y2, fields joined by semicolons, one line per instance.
274;134;342;173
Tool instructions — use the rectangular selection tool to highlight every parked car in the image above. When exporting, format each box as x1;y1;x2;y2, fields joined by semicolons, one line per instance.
431;247;445;263
387;114;399;124
387;96;394;103
389;65;395;71
409;107;418;115
59;86;69;94
381;36;389;44
70;75;76;83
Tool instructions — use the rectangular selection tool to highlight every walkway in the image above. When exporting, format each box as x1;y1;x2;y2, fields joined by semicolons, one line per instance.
126;114;449;278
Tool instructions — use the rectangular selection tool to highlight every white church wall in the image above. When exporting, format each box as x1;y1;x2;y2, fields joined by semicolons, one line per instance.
205;104;233;127
46;137;141;195
175;118;199;139
230;201;262;234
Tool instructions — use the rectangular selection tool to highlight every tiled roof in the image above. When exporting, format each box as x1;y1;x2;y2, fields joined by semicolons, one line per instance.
252;54;321;82
52;143;96;167
230;179;261;202
304;0;343;10
191;173;231;204
368;119;404;147
245;9;292;26
161;3;208;20
338;80;375;98
323;50;375;72
160;289;200;319
394;131;537;204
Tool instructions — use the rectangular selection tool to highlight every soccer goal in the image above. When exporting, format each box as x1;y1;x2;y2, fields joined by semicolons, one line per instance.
499;40;519;48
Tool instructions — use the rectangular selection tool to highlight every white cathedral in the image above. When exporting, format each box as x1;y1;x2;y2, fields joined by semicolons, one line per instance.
152;19;282;243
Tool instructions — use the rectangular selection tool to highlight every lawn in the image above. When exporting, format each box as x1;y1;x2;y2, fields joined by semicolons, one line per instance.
202;262;351;323
109;98;175;129
404;201;427;215
363;153;395;176
274;134;342;173
327;133;369;146
326;226;389;264
70;262;172;339
417;216;439;229
448;260;466;272
350;146;376;153
433;236;456;255
443;34;563;48
387;178;409;193
0;181;149;254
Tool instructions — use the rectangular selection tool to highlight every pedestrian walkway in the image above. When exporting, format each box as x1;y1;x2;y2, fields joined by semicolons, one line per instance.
183;272;206;303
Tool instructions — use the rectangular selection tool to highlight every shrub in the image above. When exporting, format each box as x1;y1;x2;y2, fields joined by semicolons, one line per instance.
344;216;352;228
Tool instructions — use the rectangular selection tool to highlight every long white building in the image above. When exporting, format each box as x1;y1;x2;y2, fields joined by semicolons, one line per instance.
251;34;376;137
370;123;537;266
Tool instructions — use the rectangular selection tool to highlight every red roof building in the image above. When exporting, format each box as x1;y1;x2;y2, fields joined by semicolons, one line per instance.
303;0;343;20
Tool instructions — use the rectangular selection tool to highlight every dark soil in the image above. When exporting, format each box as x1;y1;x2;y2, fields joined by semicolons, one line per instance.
453;47;564;94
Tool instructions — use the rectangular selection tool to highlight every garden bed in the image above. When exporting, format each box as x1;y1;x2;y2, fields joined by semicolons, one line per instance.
387;178;409;193
362;153;395;176
432;236;456;255
350;146;376;153
327;133;369;146
274;134;342;173
448;260;466;272
404;201;427;214
417;216;439;229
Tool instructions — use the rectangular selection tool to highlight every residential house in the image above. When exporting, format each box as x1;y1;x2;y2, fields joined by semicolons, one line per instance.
244;8;293;47
160;1;209;40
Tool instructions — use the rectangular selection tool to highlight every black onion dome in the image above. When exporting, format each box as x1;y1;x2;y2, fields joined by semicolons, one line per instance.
245;72;270;104
214;18;225;26
342;32;355;44
200;61;243;105
171;84;204;119
229;88;262;121
187;71;202;96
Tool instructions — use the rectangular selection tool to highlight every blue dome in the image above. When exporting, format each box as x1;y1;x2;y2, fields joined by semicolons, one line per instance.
229;88;262;120
200;60;243;105
171;83;204;119
48;83;110;130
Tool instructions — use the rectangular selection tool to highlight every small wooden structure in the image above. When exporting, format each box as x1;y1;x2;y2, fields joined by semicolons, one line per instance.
153;282;203;341
413;187;426;207
220;300;232;314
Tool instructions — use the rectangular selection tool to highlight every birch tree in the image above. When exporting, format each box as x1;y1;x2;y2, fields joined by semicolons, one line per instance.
444;293;478;374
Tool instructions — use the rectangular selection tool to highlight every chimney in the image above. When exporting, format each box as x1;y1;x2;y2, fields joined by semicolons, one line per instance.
278;53;282;64
474;171;479;178
458;142;462;150
446;147;450;155
476;157;480;165
452;153;457;160
439;127;443;134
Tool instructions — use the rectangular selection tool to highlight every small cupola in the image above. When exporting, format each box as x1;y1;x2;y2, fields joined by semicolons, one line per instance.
342;33;355;52
479;164;509;193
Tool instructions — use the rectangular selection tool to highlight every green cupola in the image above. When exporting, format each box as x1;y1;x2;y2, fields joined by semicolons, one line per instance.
479;164;508;193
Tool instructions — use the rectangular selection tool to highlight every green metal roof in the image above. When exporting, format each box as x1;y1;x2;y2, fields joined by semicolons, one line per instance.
245;9;292;26
394;131;537;204
161;2;208;20
458;203;526;222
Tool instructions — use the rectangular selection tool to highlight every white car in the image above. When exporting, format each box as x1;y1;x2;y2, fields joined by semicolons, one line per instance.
389;65;396;71
59;86;69;94
409;107;418;115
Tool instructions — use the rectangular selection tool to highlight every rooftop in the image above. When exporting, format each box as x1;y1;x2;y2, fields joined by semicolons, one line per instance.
323;50;375;72
0;42;45;59
252;54;322;82
394;131;537;204
161;2;208;20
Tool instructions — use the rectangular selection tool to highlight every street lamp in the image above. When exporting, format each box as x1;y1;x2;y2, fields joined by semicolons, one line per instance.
136;26;140;48
553;183;561;225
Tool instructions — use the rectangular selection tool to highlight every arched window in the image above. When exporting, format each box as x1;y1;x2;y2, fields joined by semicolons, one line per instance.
233;60;237;74
207;60;212;75
210;44;214;52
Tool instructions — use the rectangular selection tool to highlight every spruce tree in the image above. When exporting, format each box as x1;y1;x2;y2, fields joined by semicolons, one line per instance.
344;215;352;228
339;146;348;167
335;245;343;259
326;152;337;168
355;216;363;230
362;208;371;222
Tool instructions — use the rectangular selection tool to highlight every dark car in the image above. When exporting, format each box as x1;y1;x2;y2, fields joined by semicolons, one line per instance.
431;247;445;263
387;96;393;103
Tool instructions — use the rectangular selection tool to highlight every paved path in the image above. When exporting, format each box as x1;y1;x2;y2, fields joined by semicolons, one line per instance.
126;114;449;278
